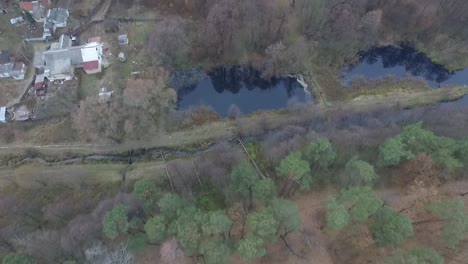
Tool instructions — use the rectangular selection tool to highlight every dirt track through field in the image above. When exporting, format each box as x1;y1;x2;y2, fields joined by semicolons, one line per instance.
91;0;113;22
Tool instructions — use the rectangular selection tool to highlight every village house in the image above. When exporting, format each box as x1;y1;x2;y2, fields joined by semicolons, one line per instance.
46;7;69;28
0;51;26;80
19;0;50;22
35;35;104;81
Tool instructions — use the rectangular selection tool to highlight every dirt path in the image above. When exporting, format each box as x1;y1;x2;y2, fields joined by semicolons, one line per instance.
90;0;113;22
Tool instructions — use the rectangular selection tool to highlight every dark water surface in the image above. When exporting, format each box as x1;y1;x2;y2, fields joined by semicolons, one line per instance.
342;45;468;87
174;67;312;117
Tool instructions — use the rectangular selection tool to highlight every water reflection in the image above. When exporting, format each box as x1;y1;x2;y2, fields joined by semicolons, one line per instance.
174;66;312;117
342;45;468;87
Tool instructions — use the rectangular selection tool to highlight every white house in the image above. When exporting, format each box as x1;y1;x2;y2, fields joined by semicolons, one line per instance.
38;35;104;81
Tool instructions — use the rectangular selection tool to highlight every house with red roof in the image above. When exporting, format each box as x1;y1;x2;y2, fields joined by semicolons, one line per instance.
35;35;104;81
19;0;50;22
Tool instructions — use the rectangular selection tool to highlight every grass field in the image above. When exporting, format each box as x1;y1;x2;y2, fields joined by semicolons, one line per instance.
0;160;166;190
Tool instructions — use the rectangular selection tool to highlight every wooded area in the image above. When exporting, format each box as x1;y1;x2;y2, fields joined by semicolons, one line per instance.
0;122;467;263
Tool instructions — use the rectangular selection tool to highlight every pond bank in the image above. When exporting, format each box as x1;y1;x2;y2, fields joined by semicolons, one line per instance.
1;85;467;166
172;66;312;117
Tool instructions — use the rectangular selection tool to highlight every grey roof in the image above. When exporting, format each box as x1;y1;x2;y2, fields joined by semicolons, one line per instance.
0;51;11;64
33;52;44;67
47;8;68;24
0;63;13;74
59;34;72;49
43;47;83;66
47;57;72;75
32;1;46;20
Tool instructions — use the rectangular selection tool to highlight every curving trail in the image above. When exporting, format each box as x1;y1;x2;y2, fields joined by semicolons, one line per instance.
90;0;113;22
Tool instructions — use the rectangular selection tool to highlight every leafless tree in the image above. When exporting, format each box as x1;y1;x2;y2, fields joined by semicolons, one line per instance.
12;229;62;263
149;16;190;68
72;96;126;142
202;0;242;57
85;241;133;264
159;238;191;264
123;73;177;138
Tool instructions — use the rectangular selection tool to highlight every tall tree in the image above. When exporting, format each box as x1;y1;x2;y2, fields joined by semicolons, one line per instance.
277;152;311;193
343;158;378;187
371;208;414;246
145;215;168;243
229;162;258;207
202;210;232;239
246;208;279;242
169;207;204;255
324;187;383;229
157;193;189;220
378;136;413;167
270;198;302;235
103;205;130;240
429;198;468;247
324;196;349;230
132;178;162;212
199;240;231;264
238;235;267;261
303;138;336;170
252;178;277;204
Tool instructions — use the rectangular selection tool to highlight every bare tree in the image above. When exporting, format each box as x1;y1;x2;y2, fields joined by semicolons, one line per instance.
12;229;63;263
72;97;126;142
149;16;190;68
123;73;177;138
202;0;241;57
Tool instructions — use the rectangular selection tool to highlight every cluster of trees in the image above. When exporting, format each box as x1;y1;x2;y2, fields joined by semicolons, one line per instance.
72;68;177;142
1;122;468;263
379;122;468;171
94;162;303;263
148;0;468;74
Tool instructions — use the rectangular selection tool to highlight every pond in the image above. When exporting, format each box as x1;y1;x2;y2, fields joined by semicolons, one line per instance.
172;67;312;117
341;45;468;88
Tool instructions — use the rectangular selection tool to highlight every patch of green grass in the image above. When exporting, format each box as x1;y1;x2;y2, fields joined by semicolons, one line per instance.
0;15;24;52
344;79;428;100
127;23;153;47
78;72;103;99
196;188;226;211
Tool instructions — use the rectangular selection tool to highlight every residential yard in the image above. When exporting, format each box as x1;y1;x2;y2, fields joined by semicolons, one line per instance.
78;8;157;98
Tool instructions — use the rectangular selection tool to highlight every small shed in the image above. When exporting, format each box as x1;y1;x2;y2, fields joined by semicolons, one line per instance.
99;88;113;103
118;52;126;62
10;16;24;25
0;107;6;123
118;34;129;45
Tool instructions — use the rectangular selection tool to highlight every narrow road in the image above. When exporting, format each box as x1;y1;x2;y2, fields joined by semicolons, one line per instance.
90;0;113;22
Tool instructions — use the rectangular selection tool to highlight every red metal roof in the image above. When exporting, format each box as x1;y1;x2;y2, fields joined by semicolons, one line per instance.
20;2;33;11
82;60;99;71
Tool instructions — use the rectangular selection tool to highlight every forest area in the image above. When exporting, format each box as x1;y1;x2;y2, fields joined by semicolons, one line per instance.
0;121;468;263
1;0;468;263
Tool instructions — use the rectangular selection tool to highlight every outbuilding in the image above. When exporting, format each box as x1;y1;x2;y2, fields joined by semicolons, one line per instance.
0;107;6;123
